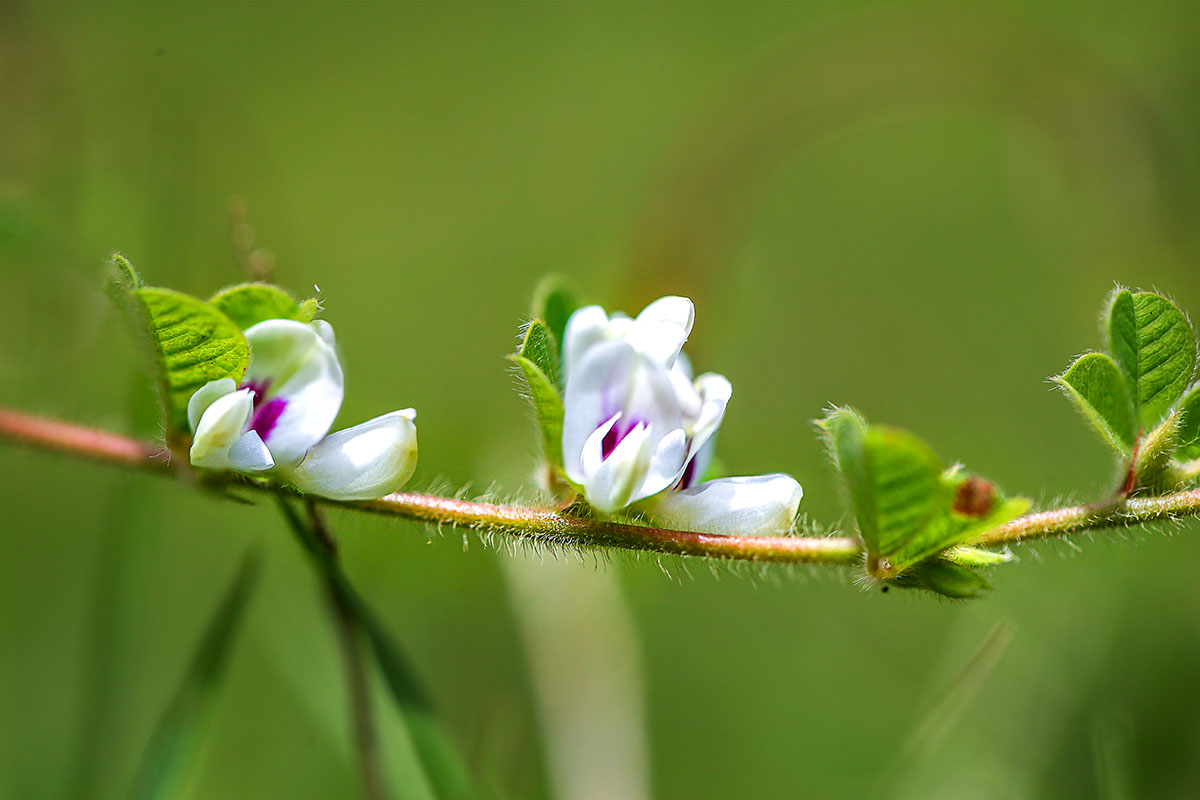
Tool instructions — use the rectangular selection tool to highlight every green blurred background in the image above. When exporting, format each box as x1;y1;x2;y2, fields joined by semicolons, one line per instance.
5;2;1200;798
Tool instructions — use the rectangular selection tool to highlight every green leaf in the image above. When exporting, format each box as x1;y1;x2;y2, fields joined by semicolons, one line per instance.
128;550;262;800
517;318;561;390
531;275;579;361
109;252;144;291
1107;289;1196;428
893;559;992;600
1134;408;1181;491
817;407;877;551
1053;352;1136;453
106;253;149;326
509;355;565;471
896;480;1029;573
106;255;155;366
943;545;1015;567
861;425;947;574
1176;385;1200;461
509;320;566;469
208;282;318;330
133;288;251;433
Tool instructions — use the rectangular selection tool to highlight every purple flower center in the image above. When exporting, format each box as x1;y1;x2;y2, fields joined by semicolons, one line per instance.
242;379;287;442
243;379;271;407
601;416;644;460
249;398;288;441
678;455;699;490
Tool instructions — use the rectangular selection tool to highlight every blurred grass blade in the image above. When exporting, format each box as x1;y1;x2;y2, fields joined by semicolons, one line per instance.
1092;713;1134;800
276;498;475;800
358;602;476;800
127;550;263;800
901;621;1015;764
69;477;136;797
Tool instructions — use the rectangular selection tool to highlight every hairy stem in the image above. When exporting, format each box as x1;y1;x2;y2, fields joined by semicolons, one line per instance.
3;407;1200;563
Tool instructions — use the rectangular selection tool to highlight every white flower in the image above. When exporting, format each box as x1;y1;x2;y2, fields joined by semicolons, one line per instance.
188;379;274;472
645;474;804;536
290;409;418;501
562;295;695;381
188;318;418;500
560;296;803;534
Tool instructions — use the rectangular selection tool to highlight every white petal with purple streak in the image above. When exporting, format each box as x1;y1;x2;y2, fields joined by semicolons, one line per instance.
243;319;344;468
189;387;274;472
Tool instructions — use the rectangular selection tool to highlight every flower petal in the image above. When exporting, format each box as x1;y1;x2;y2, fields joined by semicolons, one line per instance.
685;372;732;463
645;474;803;536
289;410;418;501
628;295;694;366
244;319;345;468
311;319;338;349
581;421;653;513
561;305;612;382
673;351;694;380
634;427;689;500
187;378;237;433
562;340;684;491
680;436;717;489
563;341;635;483
189;388;255;470
228;430;275;472
668;359;702;421
578;412;622;485
562;296;696;379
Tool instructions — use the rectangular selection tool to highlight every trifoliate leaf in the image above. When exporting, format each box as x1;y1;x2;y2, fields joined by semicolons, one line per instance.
1107;289;1196;428
134;288;250;433
821;409;1030;581
509;321;566;470
208;282;317;330
1053;352;1136;454
1176;385;1200;462
532;275;579;365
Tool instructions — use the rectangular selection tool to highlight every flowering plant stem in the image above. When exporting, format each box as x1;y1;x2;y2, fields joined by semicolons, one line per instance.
3;406;1199;562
